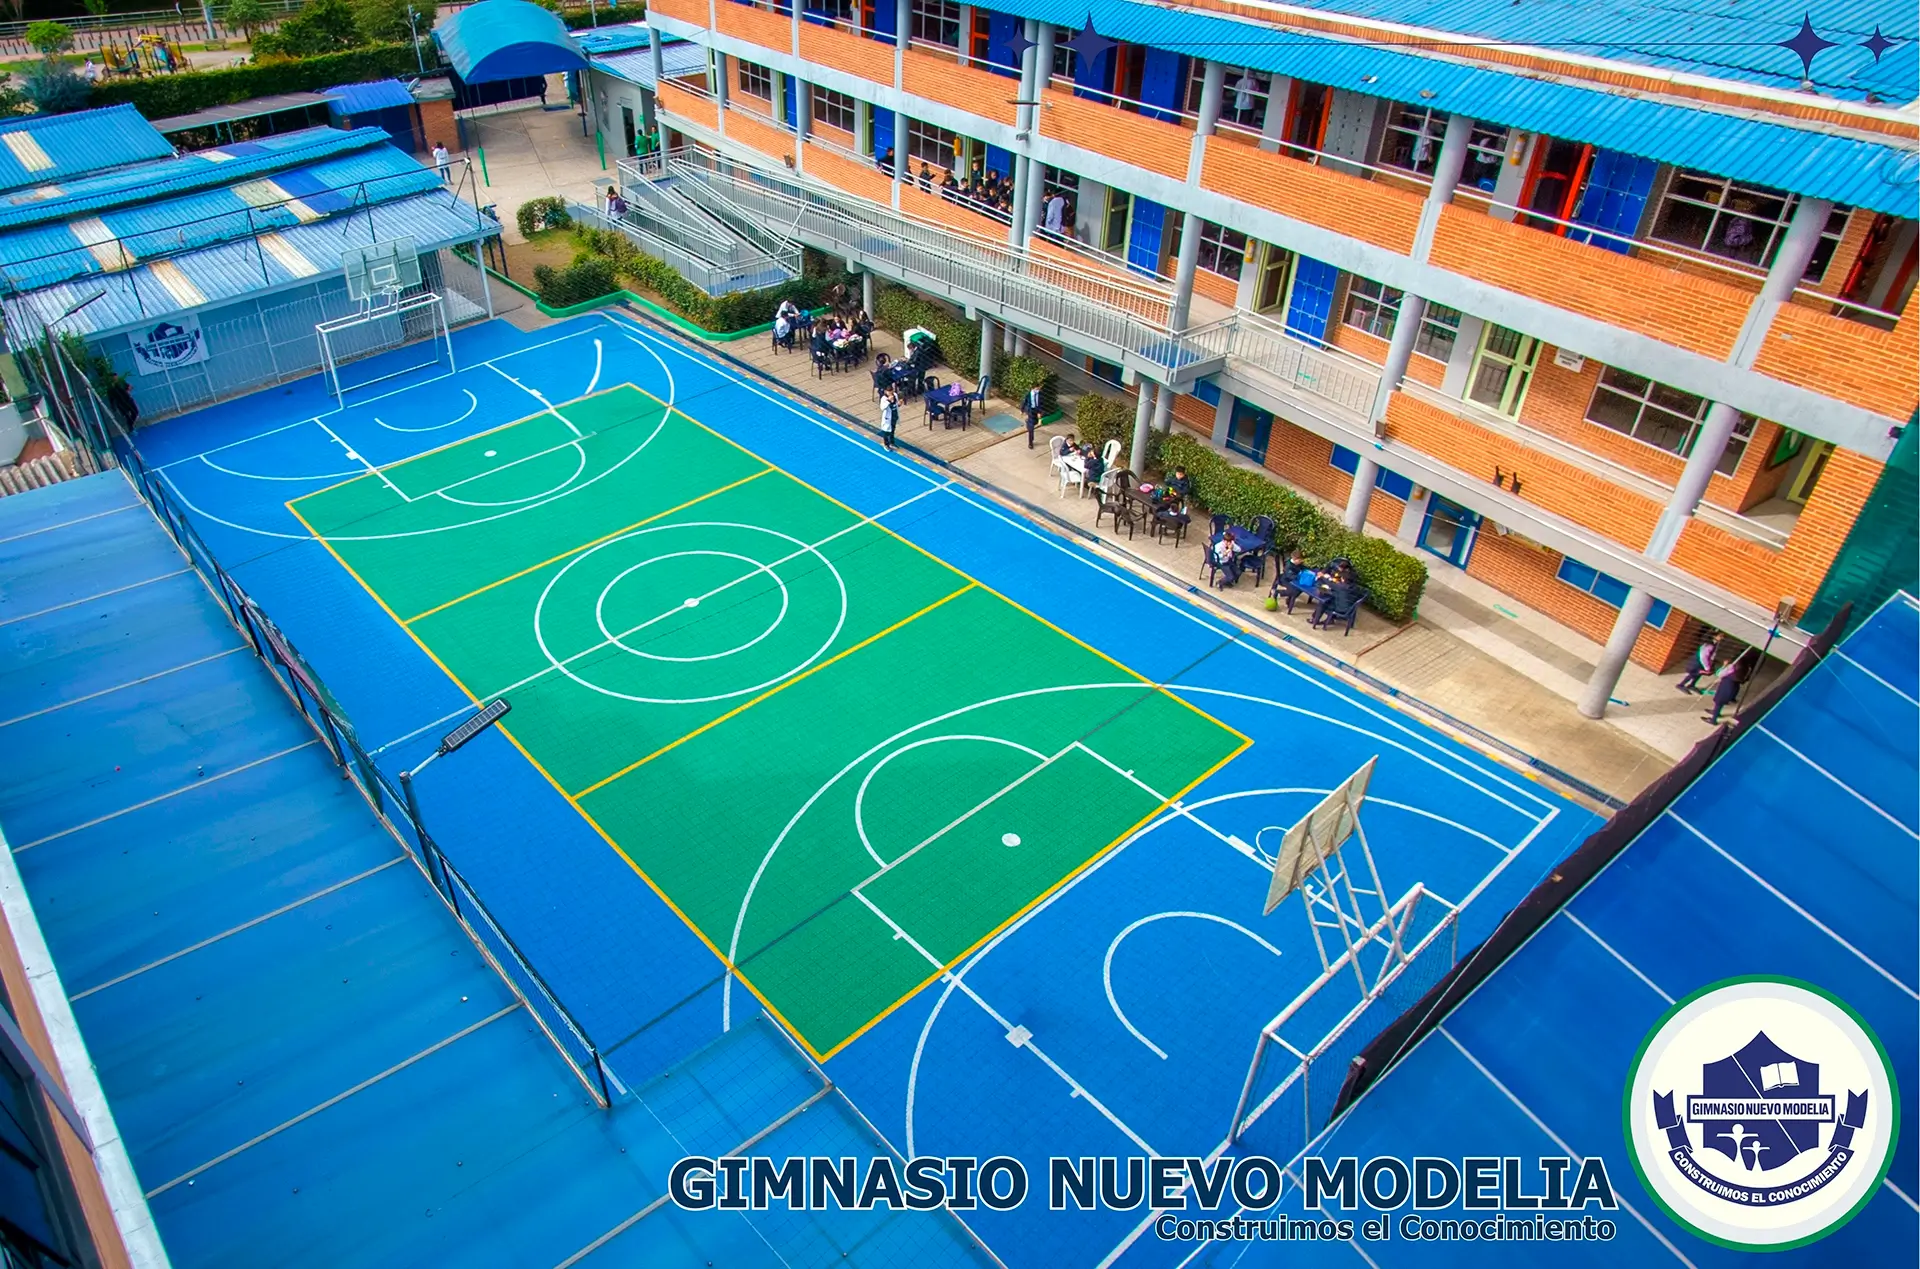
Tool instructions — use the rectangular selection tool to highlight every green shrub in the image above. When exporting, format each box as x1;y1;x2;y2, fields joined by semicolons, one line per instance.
567;225;850;332
25;21;74;56
251;0;360;57
532;253;616;308
872;284;980;377
996;354;1056;412
516;197;571;238
87;44;420;115
1074;391;1142;460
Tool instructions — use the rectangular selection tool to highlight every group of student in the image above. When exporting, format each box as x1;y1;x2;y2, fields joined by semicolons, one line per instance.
773;297;873;354
1676;632;1760;725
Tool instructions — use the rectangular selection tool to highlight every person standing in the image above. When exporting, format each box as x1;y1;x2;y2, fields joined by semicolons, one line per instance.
1043;191;1066;236
432;142;451;182
1676;632;1720;694
1023;382;1043;447
879;385;900;452
1704;648;1757;724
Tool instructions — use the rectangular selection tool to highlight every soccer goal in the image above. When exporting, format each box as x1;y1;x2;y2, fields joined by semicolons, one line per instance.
316;237;456;404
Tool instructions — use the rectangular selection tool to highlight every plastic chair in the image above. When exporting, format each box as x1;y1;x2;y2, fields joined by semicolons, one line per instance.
1046;435;1069;477
926;396;950;428
1059;458;1086;499
950;398;973;429
1312;586;1370;636
1100;438;1121;470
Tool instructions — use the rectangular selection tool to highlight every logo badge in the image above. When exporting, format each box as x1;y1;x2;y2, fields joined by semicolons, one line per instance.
1624;977;1899;1250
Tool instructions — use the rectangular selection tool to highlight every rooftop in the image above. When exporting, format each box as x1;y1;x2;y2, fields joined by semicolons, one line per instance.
0;104;174;194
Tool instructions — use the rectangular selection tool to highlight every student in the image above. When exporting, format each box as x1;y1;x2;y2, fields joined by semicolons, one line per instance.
1023;382;1044;447
877;146;895;175
1164;465;1192;507
1043;191;1066;234
432;142;451;182
1676;632;1720;693
918;162;933;191
1704;648;1757;724
879;385;900;452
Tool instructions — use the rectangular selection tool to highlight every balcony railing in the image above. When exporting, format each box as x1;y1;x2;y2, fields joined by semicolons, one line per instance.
1187;308;1380;421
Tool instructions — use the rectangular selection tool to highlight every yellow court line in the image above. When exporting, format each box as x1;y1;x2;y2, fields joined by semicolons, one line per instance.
402;467;774;624
290;384;653;505
571;581;978;800
815;730;1255;1062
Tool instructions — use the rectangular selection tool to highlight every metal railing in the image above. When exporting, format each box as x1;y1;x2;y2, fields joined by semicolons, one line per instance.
28;339;620;1111
0;1;302;55
1189;307;1382;420
570;201;797;295
624;149;802;266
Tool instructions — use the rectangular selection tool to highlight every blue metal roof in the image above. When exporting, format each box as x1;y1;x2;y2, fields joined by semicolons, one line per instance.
590;41;710;88
3;190;486;338
0;142;447;294
985;0;1920;216
0;105;174;194
323;79;419;115
0;128;391;232
574;21;661;54
433;0;588;82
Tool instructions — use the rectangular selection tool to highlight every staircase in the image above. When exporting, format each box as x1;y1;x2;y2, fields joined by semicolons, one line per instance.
578;153;802;297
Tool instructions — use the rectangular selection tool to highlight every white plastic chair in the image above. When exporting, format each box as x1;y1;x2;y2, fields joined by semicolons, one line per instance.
1100;438;1122;471
1046;434;1068;478
1059;455;1085;498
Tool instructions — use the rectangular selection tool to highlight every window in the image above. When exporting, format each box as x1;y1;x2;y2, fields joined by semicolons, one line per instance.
1226;399;1272;462
1649;171;1848;278
1378;108;1507;190
1340;277;1463;361
811;86;856;134
1049;25;1076;79
1184;63;1270;129
1330;446;1415;499
1556;557;1671;629
905;117;956;167
1586;367;1758;475
1195;220;1248;280
910;0;960;47
1466;324;1538;417
1254;244;1291;312
737;60;772;101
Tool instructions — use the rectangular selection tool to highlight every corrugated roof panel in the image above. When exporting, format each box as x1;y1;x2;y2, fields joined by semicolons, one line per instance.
591;41;710;87
3;191;488;338
323;79;419;115
0;105;173;192
433;0;588;80
575;22;658;54
1076;0;1920;216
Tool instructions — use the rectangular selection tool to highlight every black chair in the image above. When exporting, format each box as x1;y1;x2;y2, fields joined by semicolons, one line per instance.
949;398;973;429
1272;567;1312;614
811;343;835;378
1312;585;1370;636
926;395;950;428
1153;504;1190;547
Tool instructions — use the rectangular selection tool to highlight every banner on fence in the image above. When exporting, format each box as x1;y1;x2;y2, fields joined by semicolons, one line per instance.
130;314;209;375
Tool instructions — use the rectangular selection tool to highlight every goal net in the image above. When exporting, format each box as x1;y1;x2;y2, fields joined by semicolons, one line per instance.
316;237;456;404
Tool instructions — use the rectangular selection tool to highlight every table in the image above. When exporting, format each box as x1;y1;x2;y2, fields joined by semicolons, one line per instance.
925;383;970;430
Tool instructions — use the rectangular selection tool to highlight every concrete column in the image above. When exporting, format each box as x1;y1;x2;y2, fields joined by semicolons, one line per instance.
861;269;875;314
1002;321;1017;354
1341;458;1377;531
893;0;910;210
713;51;729;107
1013;332;1029;356
1129;381;1156;472
1151;383;1175;436
649;39;670;154
794;77;811;171
1209;390;1234;447
1196;61;1226;136
1169;212;1205;332
1411;113;1472;262
1731;196;1835;365
1258;76;1291;152
854;99;871;154
892;106;908;209
1577;590;1656;719
1009;153;1032;245
978;315;997;389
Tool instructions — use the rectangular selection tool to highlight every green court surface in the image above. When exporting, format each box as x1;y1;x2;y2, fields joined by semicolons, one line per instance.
291;386;1248;1058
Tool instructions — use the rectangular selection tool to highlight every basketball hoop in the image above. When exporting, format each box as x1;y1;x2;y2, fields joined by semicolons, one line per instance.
316;237;454;403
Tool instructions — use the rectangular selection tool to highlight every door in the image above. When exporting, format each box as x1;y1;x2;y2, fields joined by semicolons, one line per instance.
1786;441;1833;504
1225;399;1272;463
1466;324;1540;417
1280;81;1329;160
1254;244;1292;313
1520;138;1592;233
1103;187;1132;254
620;105;637;157
1418;496;1481;567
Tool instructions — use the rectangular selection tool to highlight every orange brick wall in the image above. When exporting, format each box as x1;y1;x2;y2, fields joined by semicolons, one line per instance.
904;47;1018;126
806;144;892;203
1463;531;1691;671
810;118;857;151
648;0;706;23
1753;294;1920;421
725;106;794;165
1330;321;1447;387
1264;419;1404;533
799;22;894;85
1192;265;1238;308
418;98;457;153
1426;207;1751;361
1039;87;1190;180
1201;142;1421;256
716;0;790;52
657;82;719;132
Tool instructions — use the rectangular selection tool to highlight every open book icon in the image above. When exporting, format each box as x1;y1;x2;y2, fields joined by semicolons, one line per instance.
1760;1061;1800;1091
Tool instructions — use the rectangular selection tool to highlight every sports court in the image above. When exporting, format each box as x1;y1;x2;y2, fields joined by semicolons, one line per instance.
133;310;1601;1263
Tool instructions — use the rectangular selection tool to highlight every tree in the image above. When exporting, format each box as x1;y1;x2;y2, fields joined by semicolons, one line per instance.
350;0;413;46
251;0;358;58
22;64;89;115
25;21;74;58
81;0;108;16
224;0;271;42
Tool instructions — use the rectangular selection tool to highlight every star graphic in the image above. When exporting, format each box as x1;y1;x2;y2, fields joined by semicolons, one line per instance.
1777;15;1837;81
1860;26;1897;63
1063;18;1114;67
1002;28;1038;64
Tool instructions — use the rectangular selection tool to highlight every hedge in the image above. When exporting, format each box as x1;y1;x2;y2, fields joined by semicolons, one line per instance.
872;284;979;378
517;196;571;239
995;353;1057;414
532;254;615;309
1073;391;1427;622
567;226;851;333
87;43;420;116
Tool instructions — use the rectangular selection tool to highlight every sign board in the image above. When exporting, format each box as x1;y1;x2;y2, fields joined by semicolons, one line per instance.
1552;347;1586;373
1265;756;1376;914
130;314;208;375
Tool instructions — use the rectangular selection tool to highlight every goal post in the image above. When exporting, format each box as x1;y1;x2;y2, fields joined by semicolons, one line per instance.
316;237;457;404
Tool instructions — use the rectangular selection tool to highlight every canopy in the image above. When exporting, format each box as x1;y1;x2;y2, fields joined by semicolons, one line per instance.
433;0;587;83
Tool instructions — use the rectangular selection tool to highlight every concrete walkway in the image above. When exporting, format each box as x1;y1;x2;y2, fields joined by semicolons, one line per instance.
462;93;615;240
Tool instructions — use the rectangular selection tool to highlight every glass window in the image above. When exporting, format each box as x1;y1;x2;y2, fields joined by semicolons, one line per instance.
1342;277;1462;360
1330;445;1414;499
905;117;956;167
1195;220;1248;280
1649;171;1849;278
811;86;856;133
1586;367;1758;475
737;60;773;101
910;0;961;47
1048;26;1075;79
1378;107;1508;189
1466;324;1538;417
1415;303;1461;362
1184;63;1269;130
1254;244;1291;312
1556;556;1671;628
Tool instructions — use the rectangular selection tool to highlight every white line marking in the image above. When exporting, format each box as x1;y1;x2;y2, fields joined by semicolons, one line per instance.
585;338;604;397
1830;650;1919;707
1885;1177;1920;1214
854;735;1046;869
0;501;139;544
487;361;582;436
0;570;189;628
1669;811;1917;1001
316;418;411;503
154;416;321;470
0;646;249;728
1104;911;1280;1059
375;389;479;434
1562;910;1673;1004
12;742;320;852
1753;724;1918;838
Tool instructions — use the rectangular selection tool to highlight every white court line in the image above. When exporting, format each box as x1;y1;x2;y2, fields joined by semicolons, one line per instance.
1437;1027;1699;1267
0;500;138;544
11;741;319;853
71;856;407;1000
0;569;189;629
154;415;321;470
1669;811;1918;1001
1884;1177;1920;1214
1562;910;1674;1005
487;361;582;436
145;1003;521;1198
0;646;248;728
585;338;603;397
315;418;411;503
1831;650;1920;708
853;889;1160;1158
1104;912;1281;1060
375;389;478;434
1753;724;1918;839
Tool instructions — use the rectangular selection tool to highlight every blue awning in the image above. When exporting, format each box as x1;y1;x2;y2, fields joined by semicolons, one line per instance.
432;0;588;83
323;79;418;116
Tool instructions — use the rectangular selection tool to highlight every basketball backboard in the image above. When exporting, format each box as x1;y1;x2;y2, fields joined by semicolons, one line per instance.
1265;756;1376;914
342;237;422;304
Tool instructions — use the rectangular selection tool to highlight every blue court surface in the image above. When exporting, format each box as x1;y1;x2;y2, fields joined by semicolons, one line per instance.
122;311;1605;1264
1168;595;1918;1268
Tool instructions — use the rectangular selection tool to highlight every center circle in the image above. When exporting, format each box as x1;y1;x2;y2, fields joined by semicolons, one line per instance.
595;550;790;663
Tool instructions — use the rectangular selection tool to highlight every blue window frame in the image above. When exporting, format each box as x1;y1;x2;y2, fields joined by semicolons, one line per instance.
1191;379;1221;407
1556;557;1671;629
1330;445;1413;500
1226;400;1271;463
